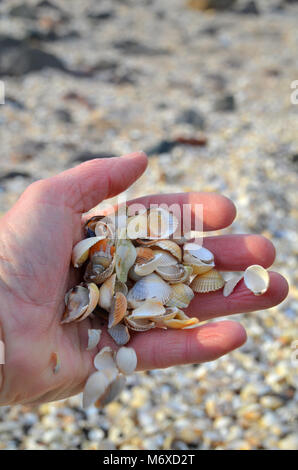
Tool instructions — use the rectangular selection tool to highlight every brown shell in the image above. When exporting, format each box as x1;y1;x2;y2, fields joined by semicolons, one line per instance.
108;292;127;328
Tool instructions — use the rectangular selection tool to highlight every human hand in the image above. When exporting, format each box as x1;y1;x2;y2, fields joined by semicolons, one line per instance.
0;152;288;406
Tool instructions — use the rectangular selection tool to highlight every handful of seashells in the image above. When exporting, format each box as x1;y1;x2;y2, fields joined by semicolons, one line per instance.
61;207;270;408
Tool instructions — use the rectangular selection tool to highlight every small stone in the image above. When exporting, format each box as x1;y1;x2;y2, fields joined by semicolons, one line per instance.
215;94;236;112
278;434;298;450
176;109;205;129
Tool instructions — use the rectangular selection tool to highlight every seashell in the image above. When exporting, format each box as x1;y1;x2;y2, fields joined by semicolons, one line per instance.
96;374;126;408
155;264;191;284
89;239;115;268
61;283;99;324
94;347;117;374
83;370;110;408
95;220;114;240
84;256;115;284
115;237;137;283
134;252;164;276
163;309;199;329
126;213;148;240
127;273;172;308
223;274;244;297
153;306;180;327
86;329;102;351
190;269;225;293
124;316;155;332
166;283;194;309
183;243;215;275
114;280;128;297
244;265;269;296
72;236;106;268
128;265;143;282
115;347;137;375
136;247;155;263
108;292;127;328
98;274;116;311
151;249;179;267
108;323;130;345
130;299;165;320
148;208;179;239
151;240;182;262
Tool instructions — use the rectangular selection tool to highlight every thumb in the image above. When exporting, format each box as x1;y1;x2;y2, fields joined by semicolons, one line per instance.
55;151;148;213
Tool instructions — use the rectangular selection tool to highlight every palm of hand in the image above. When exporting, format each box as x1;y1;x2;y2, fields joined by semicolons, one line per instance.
0;154;288;406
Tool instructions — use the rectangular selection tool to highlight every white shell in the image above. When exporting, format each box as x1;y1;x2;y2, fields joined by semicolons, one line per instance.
166;283;194;309
244;265;269;296
148;208;179;239
86;329;102;351
108;324;130;345
72;236;106;268
82;370;110;408
115;347;137;375
183;243;214;263
98;375;127;408
127;273;172;308
94;347;117;375
115;237;137;283
130;299;165;319
98;274;116;311
134;252;164;276
223;274;244;297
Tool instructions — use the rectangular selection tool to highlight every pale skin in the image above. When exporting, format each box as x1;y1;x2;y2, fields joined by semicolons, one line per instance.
0;152;288;406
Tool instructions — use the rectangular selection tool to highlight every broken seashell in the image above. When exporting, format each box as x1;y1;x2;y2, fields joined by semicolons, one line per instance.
127;273;172;308
124;316;155;331
94;220;114;239
130;299;166;320
151;240;182;262
72;236;106;268
244;265;269;296
136;247;155;263
98;274;116;311
87;329;102;351
183;243;215;275
115;347;137;375
83;369;116;408
84;256;115;284
93;347;118;376
223;274;244;297
134;252;164;276
108;323;131;345
89;239;115;267
61;283;99;324
115;236;137;283
95;374;126;408
166;283;194;309
163;309;199;329
155;264;191;284
108;292;127;328
190;269;225;293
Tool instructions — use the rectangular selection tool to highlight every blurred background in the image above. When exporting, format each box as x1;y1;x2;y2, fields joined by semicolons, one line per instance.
0;0;297;450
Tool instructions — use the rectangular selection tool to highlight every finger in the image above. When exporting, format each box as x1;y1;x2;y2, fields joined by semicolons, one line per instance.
43;152;148;213
204;234;276;270
185;272;289;321
125;192;236;231
128;320;246;370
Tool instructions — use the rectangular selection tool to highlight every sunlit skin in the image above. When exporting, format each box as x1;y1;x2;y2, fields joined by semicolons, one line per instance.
0;152;288;406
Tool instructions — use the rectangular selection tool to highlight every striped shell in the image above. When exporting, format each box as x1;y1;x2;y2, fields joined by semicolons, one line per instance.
166;283;194;309
190;269;225;293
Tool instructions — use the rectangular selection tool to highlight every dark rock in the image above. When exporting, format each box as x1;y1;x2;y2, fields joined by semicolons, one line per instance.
239;1;260;14
87;10;115;21
292;153;298;163
71;152;117;163
26;29;80;43
113;39;169;56
0;35;22;49
12;140;46;162
9;3;38;19
200;24;220;36
36;0;61;10
0;171;31;183
55;108;73;123
0;46;67;76
176;109;205;129
146;140;177;156
5;96;25;110
215;94;236;111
